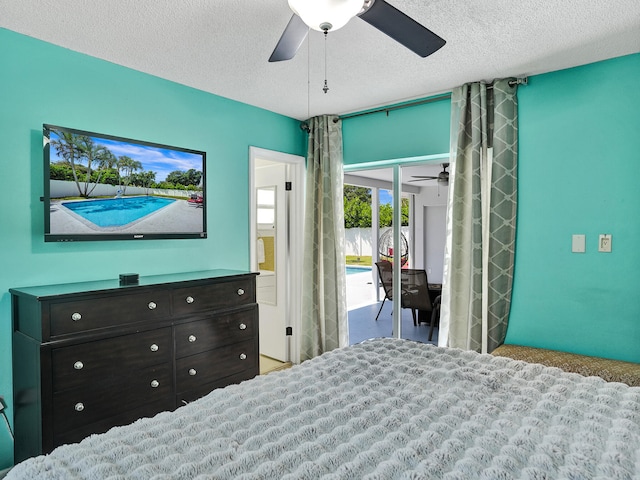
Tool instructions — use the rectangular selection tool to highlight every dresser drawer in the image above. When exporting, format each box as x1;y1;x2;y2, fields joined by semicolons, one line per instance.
174;307;257;358
52;363;173;434
176;370;258;407
172;279;255;315
176;339;256;393
53;399;172;451
51;328;172;392
49;291;171;337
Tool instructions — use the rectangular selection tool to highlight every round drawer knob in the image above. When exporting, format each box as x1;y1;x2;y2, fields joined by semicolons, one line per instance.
239;353;247;360
185;296;194;304
150;380;160;388
74;361;84;370
237;288;245;296
75;402;84;412
189;368;197;376
239;323;247;330
148;301;157;310
188;335;197;343
150;344;159;352
71;312;82;322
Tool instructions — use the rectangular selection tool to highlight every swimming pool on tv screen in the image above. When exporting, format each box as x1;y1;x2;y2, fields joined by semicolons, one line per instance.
62;196;175;227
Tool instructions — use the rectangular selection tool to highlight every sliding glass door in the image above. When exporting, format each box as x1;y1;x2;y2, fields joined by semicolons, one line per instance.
344;159;449;345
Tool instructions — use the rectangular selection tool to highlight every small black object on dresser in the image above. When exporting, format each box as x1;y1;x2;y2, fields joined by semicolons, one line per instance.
10;270;259;463
118;273;139;285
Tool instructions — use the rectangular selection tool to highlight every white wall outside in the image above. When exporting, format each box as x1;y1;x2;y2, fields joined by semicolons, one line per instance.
345;227;410;258
413;184;448;282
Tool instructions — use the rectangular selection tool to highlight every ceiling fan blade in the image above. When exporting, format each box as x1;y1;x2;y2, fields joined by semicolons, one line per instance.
411;176;438;179
358;0;446;57
269;14;309;62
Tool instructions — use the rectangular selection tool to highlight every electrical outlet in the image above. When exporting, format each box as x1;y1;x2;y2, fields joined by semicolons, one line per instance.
598;234;612;253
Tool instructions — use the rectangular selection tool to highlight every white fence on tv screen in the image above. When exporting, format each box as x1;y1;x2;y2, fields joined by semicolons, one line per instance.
49;180;198;200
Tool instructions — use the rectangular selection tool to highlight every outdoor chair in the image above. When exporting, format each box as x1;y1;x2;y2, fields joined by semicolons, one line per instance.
375;262;440;330
374;261;394;320
399;268;434;326
428;294;441;341
188;193;204;207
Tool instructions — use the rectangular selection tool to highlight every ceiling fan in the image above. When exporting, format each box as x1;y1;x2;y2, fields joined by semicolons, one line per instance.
410;163;449;185
269;0;446;62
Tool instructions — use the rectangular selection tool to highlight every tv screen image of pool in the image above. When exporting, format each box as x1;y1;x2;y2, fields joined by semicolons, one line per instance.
43;124;207;242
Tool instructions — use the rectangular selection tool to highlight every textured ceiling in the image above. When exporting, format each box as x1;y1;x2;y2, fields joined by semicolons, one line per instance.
1;0;639;121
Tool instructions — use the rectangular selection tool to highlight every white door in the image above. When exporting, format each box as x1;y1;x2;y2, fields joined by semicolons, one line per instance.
250;147;304;363
255;163;287;360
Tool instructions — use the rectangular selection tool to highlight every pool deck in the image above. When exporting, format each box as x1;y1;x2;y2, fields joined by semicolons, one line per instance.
49;197;203;234
346;269;378;310
348;300;437;345
346;270;437;345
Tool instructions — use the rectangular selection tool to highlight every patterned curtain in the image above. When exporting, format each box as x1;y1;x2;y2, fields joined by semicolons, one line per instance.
439;79;518;353
300;115;349;361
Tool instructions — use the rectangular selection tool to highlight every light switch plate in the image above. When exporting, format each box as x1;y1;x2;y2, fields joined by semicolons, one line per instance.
572;234;585;253
598;234;612;252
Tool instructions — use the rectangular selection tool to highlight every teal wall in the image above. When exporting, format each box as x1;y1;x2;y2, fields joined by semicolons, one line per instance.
0;28;304;468
342;96;451;165
342;53;640;364
506;53;640;361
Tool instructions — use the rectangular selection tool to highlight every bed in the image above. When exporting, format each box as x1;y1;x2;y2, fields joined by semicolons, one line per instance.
6;338;640;479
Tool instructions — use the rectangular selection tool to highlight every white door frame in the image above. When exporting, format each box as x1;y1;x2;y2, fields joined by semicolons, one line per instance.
249;146;305;364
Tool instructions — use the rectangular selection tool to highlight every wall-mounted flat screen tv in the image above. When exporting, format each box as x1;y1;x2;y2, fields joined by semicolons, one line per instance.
43;124;207;242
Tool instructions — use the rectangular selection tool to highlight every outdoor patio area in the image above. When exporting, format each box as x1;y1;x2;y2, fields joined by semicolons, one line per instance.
346;269;438;346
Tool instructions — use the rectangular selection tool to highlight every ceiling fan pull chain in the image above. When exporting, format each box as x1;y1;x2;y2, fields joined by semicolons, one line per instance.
323;29;329;94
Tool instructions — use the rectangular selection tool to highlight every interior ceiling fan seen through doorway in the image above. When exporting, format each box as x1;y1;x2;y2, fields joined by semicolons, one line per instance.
269;0;446;62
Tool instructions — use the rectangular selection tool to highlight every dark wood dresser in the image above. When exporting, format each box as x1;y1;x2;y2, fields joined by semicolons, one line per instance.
10;269;258;462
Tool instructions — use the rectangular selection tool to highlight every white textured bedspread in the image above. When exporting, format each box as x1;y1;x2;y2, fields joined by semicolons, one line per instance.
7;338;640;479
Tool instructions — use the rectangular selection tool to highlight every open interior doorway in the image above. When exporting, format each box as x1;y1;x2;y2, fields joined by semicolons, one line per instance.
249;147;304;365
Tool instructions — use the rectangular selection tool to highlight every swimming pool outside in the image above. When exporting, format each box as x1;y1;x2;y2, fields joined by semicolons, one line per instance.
62;196;175;227
346;265;372;275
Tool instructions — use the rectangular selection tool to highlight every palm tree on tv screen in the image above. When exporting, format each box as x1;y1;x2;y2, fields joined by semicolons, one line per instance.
80;137;116;197
50;130;117;198
50;131;84;195
117;156;143;195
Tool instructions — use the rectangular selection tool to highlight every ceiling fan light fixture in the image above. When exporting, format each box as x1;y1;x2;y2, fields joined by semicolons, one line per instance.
288;0;365;32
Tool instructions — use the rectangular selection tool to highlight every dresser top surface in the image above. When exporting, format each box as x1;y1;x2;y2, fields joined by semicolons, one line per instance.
10;269;257;300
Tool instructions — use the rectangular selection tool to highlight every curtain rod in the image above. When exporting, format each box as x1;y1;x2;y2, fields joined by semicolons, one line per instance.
332;77;527;123
337;93;451;122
